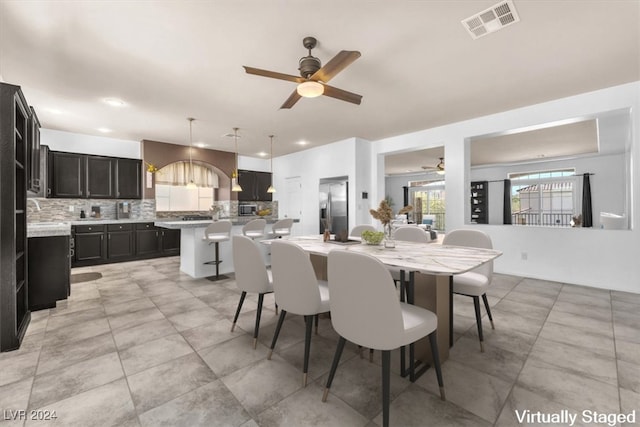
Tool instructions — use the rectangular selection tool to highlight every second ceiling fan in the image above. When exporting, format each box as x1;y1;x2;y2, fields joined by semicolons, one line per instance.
243;36;362;109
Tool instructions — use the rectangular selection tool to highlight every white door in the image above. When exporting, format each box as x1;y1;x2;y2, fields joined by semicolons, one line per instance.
282;177;302;231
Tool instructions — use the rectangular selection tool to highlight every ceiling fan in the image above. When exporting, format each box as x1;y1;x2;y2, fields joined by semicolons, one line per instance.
243;36;362;109
421;157;445;175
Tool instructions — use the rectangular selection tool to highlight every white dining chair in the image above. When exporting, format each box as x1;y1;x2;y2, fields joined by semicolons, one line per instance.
442;229;494;352
268;240;330;387
231;235;274;348
324;250;445;427
242;218;266;240
349;224;376;238
393;225;431;243
202;220;232;280
268;218;294;238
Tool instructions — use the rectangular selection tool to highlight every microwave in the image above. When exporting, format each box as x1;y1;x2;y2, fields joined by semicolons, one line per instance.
239;204;257;216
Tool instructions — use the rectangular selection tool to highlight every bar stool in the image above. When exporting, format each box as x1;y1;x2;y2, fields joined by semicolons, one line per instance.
268;218;294;238
242;218;266;240
202;220;232;281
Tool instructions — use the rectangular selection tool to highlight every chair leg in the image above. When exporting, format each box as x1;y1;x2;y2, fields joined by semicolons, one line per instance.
253;293;265;349
303;315;314;387
369;348;374;363
382;350;391;427
482;294;495;329
268;310;287;360
275;303;279;315
322;336;346;402
428;332;446;401
315;313;319;335
473;296;485;352
214;242;220;278
230;291;246;332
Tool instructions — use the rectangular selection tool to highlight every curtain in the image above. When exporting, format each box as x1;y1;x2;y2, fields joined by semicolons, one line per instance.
503;179;512;224
582;173;593;227
155;162;219;188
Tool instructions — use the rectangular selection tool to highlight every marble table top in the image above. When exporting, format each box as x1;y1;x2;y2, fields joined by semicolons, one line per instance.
263;235;502;276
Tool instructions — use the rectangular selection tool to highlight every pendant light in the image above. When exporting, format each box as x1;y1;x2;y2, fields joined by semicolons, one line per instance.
267;134;276;193
186;118;197;189
231;127;243;192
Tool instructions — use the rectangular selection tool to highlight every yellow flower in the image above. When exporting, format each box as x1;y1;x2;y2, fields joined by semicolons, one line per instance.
145;162;159;173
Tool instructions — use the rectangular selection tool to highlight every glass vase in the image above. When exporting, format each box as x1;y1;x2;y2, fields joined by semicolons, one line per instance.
384;224;395;248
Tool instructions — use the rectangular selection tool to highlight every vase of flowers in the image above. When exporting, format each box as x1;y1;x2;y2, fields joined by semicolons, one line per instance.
369;199;413;248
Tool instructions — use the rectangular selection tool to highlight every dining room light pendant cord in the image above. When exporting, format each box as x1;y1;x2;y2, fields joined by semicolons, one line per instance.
267;134;276;193
231;127;243;192
186;118;197;189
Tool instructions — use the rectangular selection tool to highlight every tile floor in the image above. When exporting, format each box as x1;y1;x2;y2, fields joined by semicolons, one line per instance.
1;256;639;426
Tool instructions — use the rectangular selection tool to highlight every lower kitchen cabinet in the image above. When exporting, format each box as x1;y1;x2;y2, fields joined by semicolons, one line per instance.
107;223;134;260
72;222;179;267
74;224;106;264
28;236;70;311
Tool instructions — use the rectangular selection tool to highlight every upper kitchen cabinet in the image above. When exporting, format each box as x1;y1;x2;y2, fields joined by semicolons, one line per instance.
48;151;141;199
237;169;272;201
49;151;85;198
27;107;40;193
87;155;116;198
116;158;142;199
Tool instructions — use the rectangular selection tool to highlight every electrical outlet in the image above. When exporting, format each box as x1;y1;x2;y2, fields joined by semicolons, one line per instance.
68;206;74;212
521;252;528;261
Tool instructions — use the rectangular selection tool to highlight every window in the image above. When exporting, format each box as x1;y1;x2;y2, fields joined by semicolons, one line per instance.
410;179;446;230
509;169;575;227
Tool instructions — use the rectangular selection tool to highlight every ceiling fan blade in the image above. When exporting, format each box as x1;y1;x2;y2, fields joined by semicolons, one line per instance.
280;90;302;109
243;66;304;83
311;50;361;83
321;84;362;105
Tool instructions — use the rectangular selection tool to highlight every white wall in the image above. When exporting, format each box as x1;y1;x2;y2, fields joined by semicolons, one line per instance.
374;81;640;293
41;128;141;158
272;138;359;235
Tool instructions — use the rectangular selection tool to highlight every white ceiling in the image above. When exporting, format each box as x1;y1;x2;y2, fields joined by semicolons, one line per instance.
1;1;638;168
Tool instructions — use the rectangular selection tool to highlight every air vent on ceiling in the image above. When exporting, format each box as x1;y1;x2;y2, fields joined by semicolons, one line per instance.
462;0;520;40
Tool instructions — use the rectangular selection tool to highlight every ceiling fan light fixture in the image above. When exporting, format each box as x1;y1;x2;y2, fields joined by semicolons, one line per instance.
436;157;445;175
297;81;324;98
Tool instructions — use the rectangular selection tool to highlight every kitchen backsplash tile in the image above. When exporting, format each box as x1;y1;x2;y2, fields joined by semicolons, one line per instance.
27;198;156;223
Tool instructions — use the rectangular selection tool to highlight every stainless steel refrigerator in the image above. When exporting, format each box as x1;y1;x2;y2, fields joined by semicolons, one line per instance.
319;177;349;235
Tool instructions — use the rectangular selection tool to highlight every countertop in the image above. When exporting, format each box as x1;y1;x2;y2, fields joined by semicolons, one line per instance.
27;222;72;238
155;217;298;229
26;217;298;236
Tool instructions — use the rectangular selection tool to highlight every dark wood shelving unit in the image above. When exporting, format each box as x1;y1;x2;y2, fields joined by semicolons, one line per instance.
470;181;489;224
1;82;31;352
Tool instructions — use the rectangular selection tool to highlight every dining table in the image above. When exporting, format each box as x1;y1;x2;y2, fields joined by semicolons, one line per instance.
262;234;502;380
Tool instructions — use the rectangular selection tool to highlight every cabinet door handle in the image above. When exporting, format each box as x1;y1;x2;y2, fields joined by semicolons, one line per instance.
108;235;111;240
156;231;158;237
101;235;104;241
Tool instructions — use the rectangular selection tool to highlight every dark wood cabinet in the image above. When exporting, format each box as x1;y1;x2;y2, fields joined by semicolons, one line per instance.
28;236;70;311
72;222;179;267
116;158;142;199
87;156;116;198
107;223;134;259
50;151;85;198
238;169;272;201
470;181;489;224
160;228;181;255
27;107;41;194
74;225;106;263
1;82;31;351
135;223;160;256
48;151;141;199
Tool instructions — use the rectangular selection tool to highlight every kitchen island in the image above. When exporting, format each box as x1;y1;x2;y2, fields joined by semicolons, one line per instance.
155;218;298;279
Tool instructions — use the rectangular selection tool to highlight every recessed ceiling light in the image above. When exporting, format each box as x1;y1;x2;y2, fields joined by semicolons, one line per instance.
195;142;208;148
45;108;64;115
97;127;112;133
103;97;126;107
257;152;268;157
297;140;308;146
